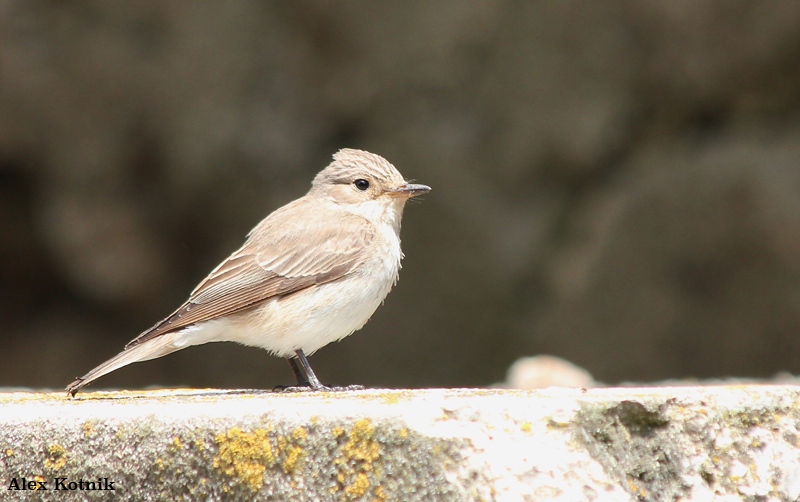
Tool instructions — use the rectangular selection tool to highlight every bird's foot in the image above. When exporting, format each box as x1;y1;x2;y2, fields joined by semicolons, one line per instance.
273;385;315;393
331;384;365;391
273;384;364;393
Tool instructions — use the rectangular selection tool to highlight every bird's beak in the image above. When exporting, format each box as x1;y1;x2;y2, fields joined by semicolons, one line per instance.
389;183;431;198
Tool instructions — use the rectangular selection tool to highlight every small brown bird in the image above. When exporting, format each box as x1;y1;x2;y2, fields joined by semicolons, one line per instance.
66;149;430;396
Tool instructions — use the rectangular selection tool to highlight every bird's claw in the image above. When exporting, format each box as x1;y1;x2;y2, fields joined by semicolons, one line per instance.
273;384;364;393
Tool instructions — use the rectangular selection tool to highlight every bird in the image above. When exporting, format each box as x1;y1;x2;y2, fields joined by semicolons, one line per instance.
66;148;430;396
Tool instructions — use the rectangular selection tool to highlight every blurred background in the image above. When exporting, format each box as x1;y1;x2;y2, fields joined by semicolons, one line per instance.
3;1;800;391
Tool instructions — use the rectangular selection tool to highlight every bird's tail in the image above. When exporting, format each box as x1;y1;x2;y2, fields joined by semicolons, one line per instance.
65;333;179;397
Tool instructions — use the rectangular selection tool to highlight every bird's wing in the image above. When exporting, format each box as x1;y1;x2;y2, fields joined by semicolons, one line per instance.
126;206;373;348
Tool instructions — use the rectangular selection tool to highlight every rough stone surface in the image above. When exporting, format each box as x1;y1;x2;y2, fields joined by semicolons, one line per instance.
1;386;800;501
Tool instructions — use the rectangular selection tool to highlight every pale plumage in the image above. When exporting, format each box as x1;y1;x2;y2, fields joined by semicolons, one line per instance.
66;149;429;395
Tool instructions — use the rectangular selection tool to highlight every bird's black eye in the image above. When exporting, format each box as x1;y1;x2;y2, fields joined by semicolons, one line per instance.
353;179;370;191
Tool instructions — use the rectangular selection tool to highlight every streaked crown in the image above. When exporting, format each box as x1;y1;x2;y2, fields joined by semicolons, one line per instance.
312;148;406;189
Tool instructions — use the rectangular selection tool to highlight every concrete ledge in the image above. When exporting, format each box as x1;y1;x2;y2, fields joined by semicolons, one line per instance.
2;386;800;501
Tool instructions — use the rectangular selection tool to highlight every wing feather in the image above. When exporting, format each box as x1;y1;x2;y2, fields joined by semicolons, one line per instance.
126;202;372;348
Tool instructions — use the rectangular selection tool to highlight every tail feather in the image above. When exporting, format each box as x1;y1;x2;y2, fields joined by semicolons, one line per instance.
66;334;179;397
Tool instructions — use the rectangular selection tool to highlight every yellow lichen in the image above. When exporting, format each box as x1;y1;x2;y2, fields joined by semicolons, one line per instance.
33;476;46;490
44;444;67;471
343;419;379;465
213;427;275;492
282;445;304;474
170;436;183;451
281;427;307;474
194;439;206;451
382;394;400;405
345;472;371;498
520;422;532;432
5;449;14;457
628;478;647;498
292;426;308;442
333;419;385;500
82;421;95;438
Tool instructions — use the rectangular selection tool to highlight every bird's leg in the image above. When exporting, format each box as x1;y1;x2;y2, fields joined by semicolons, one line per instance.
275;350;325;392
293;350;325;390
295;349;365;391
287;356;310;387
276;350;364;392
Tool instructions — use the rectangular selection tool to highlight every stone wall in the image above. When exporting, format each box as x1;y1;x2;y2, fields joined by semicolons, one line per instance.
2;386;800;501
